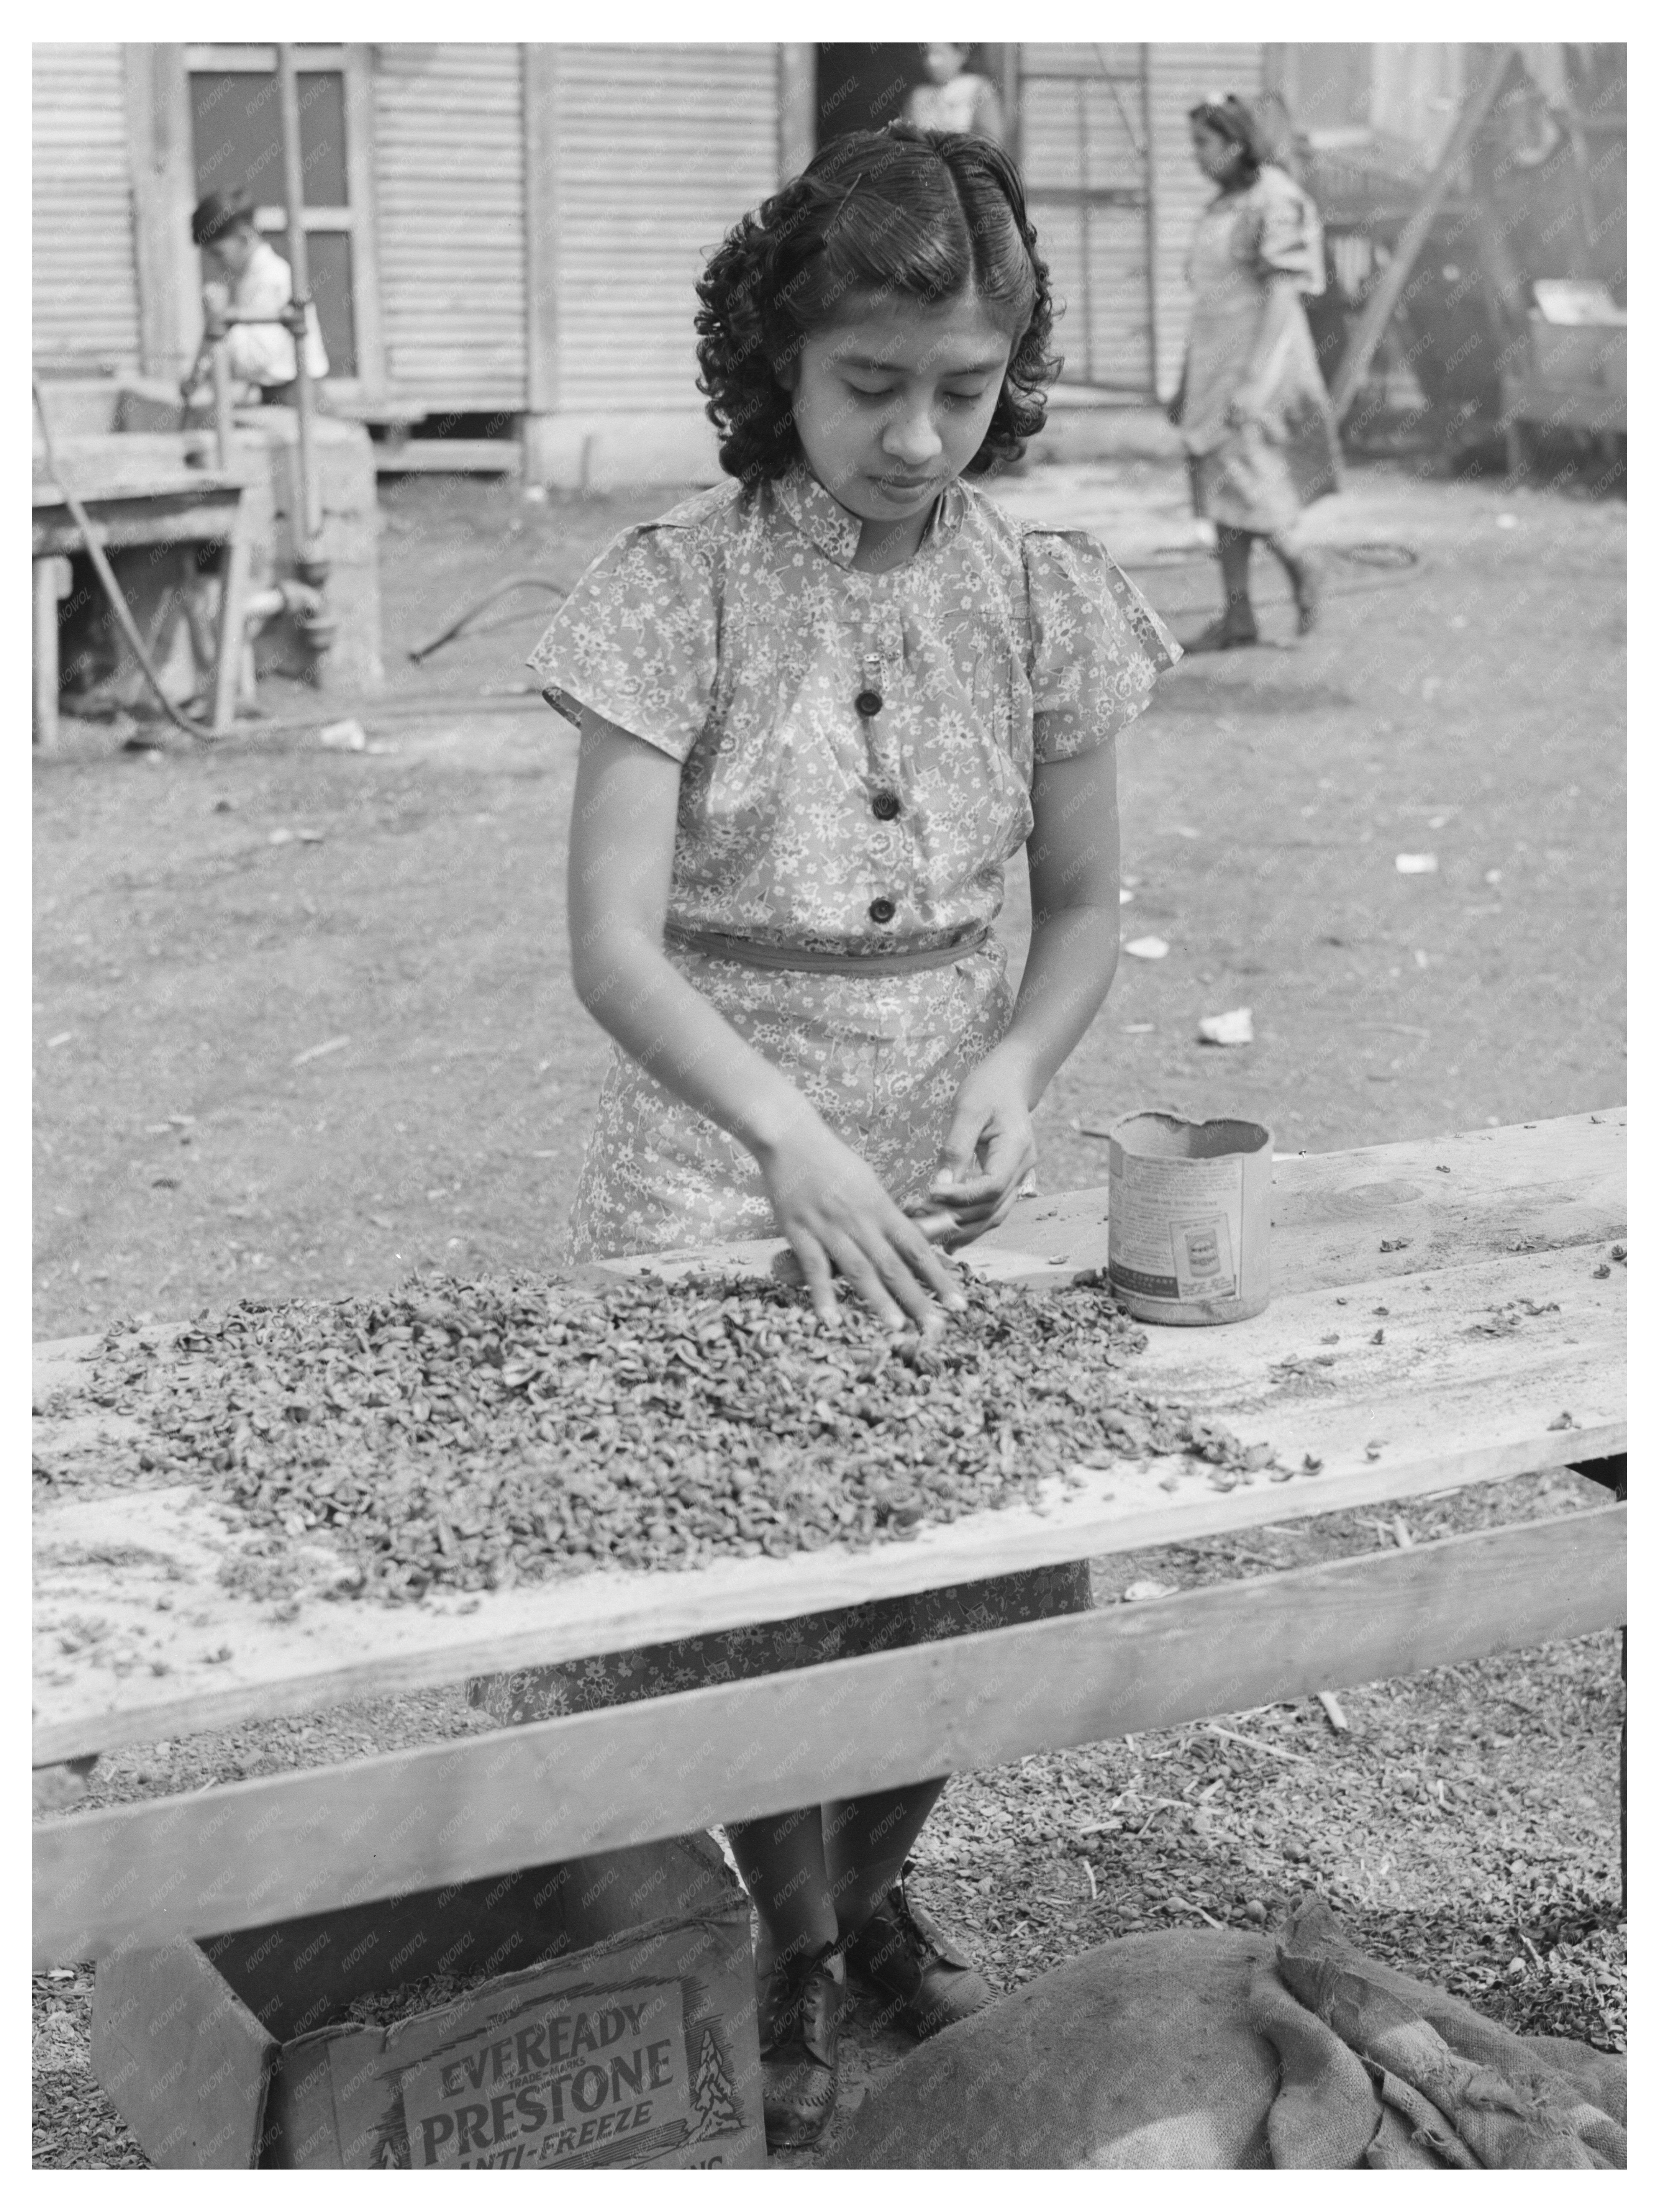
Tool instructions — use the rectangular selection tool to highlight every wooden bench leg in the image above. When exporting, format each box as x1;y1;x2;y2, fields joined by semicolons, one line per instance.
33;555;71;751
210;519;252;737
1572;1455;1626;1909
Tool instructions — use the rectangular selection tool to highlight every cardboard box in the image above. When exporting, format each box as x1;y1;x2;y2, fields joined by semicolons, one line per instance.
91;1835;765;2170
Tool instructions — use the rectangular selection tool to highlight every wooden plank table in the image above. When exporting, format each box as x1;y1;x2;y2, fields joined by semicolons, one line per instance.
33;1112;1625;1967
32;439;255;745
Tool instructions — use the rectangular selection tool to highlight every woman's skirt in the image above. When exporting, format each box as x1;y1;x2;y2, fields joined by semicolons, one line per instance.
470;942;1092;1740
1184;299;1341;536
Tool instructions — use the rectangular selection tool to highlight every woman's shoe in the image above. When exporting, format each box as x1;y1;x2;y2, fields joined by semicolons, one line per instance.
757;1948;840;2148
844;1865;994;2039
1288;548;1324;635
1181;611;1259;653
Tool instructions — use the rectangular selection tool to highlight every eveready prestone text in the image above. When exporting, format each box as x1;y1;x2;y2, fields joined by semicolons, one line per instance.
431;2089;663;2168
435;2002;669;2097
413;2000;679;2166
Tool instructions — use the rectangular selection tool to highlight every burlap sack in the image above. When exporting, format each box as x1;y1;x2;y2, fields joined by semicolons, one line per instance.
826;1902;1624;2169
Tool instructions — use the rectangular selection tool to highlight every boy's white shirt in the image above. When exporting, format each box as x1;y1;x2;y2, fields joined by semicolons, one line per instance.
223;238;330;387
903;73;1003;139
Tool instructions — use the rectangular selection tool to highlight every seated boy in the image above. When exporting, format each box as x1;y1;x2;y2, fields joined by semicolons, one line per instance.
188;185;329;406
902;44;1005;144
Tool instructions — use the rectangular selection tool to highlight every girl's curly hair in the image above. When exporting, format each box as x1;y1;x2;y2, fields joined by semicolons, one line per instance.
695;124;1060;484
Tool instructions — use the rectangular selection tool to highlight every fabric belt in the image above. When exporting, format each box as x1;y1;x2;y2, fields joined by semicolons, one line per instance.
663;923;991;975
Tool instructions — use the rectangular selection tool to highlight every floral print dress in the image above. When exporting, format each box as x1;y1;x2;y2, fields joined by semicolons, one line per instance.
530;460;1179;1263
1177;164;1342;534
475;464;1178;1723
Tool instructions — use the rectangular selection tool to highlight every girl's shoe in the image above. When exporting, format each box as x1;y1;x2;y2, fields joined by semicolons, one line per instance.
1181;611;1259;653
1288;548;1324;635
757;1948;840;2148
844;1866;994;2039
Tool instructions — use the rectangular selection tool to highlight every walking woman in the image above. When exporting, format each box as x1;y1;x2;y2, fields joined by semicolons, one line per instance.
1171;95;1341;649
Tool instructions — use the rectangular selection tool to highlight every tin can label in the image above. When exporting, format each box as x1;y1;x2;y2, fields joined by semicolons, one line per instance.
1109;1151;1244;1304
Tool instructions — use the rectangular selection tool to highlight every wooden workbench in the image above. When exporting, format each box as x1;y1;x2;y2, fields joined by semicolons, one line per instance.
31;435;256;746
33;1112;1625;1968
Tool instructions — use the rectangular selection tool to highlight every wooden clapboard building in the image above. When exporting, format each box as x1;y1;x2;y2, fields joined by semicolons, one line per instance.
30;41;1476;482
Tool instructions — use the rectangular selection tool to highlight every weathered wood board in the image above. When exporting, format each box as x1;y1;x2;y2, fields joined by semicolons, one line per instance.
33;1504;1625;1966
607;1107;1628;1294
32;1115;1625;1766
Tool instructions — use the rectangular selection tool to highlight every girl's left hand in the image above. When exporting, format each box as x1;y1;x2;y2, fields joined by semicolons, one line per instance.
929;1058;1038;1242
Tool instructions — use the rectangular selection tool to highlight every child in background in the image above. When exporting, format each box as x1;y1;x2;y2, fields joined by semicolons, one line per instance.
903;43;1006;143
500;123;1178;2149
188;185;328;406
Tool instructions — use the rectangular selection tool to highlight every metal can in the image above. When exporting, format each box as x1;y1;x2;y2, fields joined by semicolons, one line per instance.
1106;1112;1273;1325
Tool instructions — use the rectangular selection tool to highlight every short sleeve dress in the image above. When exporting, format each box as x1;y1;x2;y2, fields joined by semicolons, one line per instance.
1176;163;1341;534
472;462;1179;1727
529;461;1179;1263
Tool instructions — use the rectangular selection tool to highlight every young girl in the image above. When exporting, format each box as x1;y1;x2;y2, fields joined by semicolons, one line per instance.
508;123;1177;2149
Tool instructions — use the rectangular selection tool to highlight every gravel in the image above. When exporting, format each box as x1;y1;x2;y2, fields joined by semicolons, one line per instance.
59;1269;1280;1602
332;1963;552;2031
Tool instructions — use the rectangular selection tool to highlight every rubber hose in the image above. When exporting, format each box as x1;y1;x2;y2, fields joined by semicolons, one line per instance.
32;377;214;741
408;575;568;664
232;689;552;738
1132;541;1426;625
1145;572;1428;624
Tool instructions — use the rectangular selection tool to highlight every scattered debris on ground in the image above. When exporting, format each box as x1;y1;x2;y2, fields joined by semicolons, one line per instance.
333;1963;543;2031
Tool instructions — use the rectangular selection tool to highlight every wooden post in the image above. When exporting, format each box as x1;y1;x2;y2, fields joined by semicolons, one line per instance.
123;45;176;384
275;44;323;558
1559;93;1602;274
209;508;252;738
1075;80;1095;385
523;44;561;418
1139;45;1158;404
1329;43;1520;425
149;45;202;392
777;44;816;178
210;336;234;470
33;557;72;752
341;45;386;402
988;43;1020;163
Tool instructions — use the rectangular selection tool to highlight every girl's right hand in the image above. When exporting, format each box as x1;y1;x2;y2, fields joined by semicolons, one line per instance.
760;1124;968;1336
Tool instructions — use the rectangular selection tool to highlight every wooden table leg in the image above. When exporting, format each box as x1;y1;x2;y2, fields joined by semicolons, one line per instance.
210;510;252;738
33;555;71;751
1572;1454;1627;1907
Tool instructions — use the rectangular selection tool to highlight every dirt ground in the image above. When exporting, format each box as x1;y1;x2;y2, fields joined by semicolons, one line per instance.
32;452;1626;2166
33;455;1624;1338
